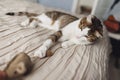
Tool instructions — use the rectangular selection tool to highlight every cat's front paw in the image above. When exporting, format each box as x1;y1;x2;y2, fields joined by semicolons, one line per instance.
34;46;47;58
61;42;69;48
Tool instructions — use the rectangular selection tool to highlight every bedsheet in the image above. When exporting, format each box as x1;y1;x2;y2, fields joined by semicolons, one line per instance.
0;0;111;80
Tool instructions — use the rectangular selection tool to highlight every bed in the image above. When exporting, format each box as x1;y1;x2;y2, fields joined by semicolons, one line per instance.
0;0;111;80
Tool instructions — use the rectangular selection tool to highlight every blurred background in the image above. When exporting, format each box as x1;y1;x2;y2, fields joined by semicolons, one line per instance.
29;0;94;15
37;0;94;15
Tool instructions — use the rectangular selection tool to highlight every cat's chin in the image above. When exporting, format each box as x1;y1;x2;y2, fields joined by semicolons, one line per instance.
76;35;84;39
76;36;81;39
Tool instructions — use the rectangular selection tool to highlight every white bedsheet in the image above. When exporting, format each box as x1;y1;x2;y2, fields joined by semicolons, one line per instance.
0;0;111;80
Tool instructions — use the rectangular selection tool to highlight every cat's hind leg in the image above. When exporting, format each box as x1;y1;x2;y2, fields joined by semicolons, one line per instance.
29;19;39;28
21;17;39;28
20;18;30;27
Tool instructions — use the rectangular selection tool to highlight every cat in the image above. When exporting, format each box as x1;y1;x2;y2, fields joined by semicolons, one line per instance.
6;11;103;58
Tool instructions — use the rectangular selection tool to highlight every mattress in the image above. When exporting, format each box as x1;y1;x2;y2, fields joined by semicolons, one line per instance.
0;0;111;80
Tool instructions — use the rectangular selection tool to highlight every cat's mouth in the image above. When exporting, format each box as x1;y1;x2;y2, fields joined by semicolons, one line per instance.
76;35;85;39
76;36;81;39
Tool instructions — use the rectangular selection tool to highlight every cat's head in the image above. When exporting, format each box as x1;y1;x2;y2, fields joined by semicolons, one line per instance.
79;15;103;42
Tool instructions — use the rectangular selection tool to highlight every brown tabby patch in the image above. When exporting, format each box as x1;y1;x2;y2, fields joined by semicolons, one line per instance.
79;17;92;30
50;31;62;42
85;34;98;42
59;15;78;28
88;16;103;37
29;17;41;23
18;12;38;17
6;12;38;17
79;15;103;42
46;50;53;57
45;11;78;28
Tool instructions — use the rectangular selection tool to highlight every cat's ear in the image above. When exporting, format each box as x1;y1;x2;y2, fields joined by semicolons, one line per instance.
79;16;92;30
86;15;94;23
95;30;103;38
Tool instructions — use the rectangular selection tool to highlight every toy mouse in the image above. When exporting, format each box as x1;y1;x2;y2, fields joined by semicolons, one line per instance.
0;52;33;80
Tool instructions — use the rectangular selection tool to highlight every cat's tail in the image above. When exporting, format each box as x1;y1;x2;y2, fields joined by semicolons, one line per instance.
5;12;38;17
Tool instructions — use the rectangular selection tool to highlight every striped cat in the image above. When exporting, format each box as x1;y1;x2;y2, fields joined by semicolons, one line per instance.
6;11;103;58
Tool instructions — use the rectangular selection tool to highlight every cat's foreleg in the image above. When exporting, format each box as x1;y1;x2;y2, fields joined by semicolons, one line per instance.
21;17;39;28
61;39;76;48
34;39;53;58
78;36;93;45
34;31;62;58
